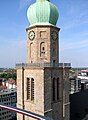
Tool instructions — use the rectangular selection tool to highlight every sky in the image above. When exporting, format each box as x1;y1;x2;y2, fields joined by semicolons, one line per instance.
0;0;88;68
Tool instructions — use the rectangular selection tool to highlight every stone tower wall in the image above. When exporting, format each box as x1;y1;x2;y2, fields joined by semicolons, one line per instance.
44;68;63;120
26;25;59;64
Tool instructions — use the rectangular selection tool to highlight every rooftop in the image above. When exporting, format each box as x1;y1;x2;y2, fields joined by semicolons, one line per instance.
27;0;59;26
81;70;88;72
0;88;17;95
6;79;16;84
0;86;7;89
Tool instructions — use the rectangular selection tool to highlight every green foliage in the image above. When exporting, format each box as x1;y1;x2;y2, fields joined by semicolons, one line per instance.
0;73;16;80
0;68;16;80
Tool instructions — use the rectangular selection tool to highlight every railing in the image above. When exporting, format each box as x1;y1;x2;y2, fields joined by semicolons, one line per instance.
59;63;71;68
16;62;71;68
0;104;52;120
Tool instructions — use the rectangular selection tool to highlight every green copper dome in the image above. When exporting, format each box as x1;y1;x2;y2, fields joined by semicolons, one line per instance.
27;0;59;26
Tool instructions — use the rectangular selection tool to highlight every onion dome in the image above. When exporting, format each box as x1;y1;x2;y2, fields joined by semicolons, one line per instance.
27;0;59;26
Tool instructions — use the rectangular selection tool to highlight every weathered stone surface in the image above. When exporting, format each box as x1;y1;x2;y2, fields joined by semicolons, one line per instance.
16;25;70;120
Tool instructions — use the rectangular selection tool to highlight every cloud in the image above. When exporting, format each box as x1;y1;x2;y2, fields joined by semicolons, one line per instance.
61;12;88;31
59;0;88;31
60;39;88;51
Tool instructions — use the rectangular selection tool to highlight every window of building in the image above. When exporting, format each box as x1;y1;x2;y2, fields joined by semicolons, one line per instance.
53;48;55;54
52;42;56;56
30;43;33;61
57;78;59;100
42;47;45;50
52;77;59;101
40;42;45;57
27;78;34;101
53;60;56;66
27;78;30;100
52;78;55;101
31;78;34;101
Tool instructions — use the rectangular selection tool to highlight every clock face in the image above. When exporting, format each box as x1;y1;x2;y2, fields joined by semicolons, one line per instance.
51;30;58;41
28;30;35;40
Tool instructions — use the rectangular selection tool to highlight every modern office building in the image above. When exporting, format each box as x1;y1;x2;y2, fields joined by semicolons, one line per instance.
0;88;17;120
70;70;88;94
70;77;81;94
16;0;71;120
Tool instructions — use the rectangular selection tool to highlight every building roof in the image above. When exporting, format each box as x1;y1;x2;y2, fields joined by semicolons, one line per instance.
81;70;88;72
0;88;17;95
27;0;59;26
0;86;7;89
6;79;16;84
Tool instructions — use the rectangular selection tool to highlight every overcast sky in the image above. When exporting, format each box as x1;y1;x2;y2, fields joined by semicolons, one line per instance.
0;0;88;68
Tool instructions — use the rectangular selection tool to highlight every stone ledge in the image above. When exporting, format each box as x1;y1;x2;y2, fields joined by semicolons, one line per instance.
15;62;71;69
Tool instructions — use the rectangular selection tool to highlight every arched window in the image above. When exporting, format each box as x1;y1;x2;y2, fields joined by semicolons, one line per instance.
52;42;56;57
53;60;56;66
27;78;30;100
40;42;45;57
52;77;59;101
30;43;33;63
31;78;34;101
57;78;59;100
27;78;34;101
52;78;55;101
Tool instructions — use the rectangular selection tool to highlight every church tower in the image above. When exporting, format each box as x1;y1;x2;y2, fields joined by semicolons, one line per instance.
16;0;71;120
